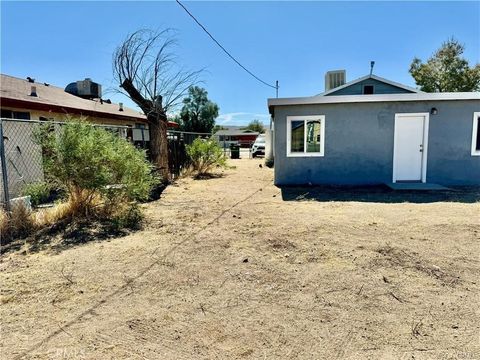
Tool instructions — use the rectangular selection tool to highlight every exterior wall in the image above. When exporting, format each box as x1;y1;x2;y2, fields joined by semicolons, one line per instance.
215;134;259;148
0;106;144;127
326;78;415;96
273;100;480;186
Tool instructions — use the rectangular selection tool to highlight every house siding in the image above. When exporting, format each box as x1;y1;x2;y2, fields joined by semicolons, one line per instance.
273;100;480;186
0;106;141;127
326;78;415;96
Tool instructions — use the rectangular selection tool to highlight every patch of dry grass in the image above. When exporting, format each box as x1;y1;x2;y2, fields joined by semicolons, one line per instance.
0;204;36;244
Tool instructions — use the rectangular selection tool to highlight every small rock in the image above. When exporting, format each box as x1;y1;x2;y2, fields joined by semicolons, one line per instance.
243;258;249;263
452;325;459;329
233;214;236;218
284;253;290;258
272;194;276;197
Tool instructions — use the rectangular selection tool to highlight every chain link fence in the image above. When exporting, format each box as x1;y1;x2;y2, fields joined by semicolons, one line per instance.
0;118;211;209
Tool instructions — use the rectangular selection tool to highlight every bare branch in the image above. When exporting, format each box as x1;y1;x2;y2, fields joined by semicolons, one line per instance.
113;28;201;115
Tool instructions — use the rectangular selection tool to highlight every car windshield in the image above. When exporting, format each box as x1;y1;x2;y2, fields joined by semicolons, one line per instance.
255;137;265;144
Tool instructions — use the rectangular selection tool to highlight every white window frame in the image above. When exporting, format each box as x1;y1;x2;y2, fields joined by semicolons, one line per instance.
471;112;480;156
286;115;325;157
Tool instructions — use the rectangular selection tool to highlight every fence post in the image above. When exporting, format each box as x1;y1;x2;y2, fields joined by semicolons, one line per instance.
0;120;11;211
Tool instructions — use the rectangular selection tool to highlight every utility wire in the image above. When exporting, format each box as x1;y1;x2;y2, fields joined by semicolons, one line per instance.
176;0;277;90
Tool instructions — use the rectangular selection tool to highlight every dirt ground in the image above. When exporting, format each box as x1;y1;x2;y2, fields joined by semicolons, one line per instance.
1;158;479;360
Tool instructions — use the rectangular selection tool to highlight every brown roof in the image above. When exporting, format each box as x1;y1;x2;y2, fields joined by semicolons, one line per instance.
0;74;147;122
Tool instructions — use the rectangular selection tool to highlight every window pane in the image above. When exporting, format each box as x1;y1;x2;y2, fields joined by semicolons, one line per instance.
363;85;374;94
290;120;304;152
476;117;480;151
306;120;321;153
13;111;30;120
1;109;13;119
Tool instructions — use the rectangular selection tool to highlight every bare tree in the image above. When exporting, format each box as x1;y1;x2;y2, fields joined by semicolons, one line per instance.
113;29;201;181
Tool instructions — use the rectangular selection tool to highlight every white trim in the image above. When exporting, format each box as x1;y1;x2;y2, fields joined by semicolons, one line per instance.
392;113;429;183
318;74;421;96
471;112;480;156
286;115;325;157
268;92;480;108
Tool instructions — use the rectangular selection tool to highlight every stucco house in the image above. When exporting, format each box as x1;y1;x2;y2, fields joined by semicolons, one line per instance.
267;71;480;186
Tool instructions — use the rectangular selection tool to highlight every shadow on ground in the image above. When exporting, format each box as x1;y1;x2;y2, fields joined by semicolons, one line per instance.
280;185;480;204
1;219;135;256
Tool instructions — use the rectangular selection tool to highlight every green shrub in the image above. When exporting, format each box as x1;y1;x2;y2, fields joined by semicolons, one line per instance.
186;138;227;176
22;181;51;206
109;203;144;231
34;120;159;218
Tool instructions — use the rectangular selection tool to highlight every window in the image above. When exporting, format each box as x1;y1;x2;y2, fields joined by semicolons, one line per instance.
287;115;325;157
0;109;30;120
363;85;374;94
472;112;480;156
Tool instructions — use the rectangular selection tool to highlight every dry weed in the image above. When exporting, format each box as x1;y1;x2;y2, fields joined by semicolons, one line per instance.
0;204;36;244
33;202;73;227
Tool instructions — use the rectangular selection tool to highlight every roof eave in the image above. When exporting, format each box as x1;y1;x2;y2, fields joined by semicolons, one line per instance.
268;92;480;109
0;96;148;123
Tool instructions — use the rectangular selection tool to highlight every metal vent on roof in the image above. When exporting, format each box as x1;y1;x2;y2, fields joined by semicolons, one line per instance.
325;70;346;91
65;78;102;99
30;86;38;97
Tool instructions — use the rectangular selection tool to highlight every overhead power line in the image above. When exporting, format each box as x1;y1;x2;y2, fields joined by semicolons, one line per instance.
176;0;278;93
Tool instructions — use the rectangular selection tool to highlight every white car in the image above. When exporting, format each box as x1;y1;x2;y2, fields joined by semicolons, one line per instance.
251;135;266;158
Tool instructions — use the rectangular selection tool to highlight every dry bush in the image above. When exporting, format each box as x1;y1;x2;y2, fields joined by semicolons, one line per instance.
0;204;36;245
33;202;74;227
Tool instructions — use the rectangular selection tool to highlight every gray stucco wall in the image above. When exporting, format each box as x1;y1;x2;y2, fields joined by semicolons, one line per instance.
326;78;415;96
273;100;480;186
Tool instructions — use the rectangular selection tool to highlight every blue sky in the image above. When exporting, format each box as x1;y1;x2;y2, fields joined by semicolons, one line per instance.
1;1;479;126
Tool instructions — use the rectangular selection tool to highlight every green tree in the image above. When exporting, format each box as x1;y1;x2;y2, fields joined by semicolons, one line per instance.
409;38;480;92
242;119;265;133
179;86;219;133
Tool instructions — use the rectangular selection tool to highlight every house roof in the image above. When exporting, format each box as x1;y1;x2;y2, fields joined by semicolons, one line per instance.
319;74;422;96
0;74;178;127
214;129;259;136
268;92;480;114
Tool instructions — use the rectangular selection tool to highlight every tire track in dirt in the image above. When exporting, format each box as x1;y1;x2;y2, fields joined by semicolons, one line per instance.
13;179;272;360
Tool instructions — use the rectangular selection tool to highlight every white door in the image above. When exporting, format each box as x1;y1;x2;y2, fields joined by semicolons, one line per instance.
393;114;429;182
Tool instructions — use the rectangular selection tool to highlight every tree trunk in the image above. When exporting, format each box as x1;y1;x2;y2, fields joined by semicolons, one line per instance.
148;115;170;183
121;80;170;182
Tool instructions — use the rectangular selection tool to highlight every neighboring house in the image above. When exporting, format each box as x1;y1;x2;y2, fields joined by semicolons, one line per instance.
0;74;178;145
214;128;259;148
0;74;179;202
267;71;480;186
